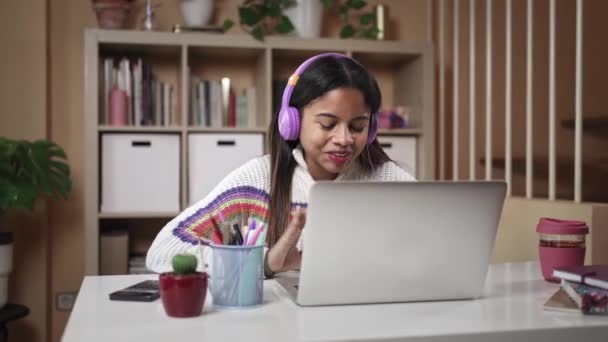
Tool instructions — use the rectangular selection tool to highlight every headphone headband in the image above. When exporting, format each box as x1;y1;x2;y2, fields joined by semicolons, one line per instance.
280;53;349;112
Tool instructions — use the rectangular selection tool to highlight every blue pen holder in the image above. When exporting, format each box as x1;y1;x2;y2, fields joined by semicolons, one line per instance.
209;244;264;309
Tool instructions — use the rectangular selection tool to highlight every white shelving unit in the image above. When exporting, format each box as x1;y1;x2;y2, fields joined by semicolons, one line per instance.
84;29;434;275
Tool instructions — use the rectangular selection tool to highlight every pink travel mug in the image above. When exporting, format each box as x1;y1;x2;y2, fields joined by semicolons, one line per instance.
109;88;128;126
537;217;589;283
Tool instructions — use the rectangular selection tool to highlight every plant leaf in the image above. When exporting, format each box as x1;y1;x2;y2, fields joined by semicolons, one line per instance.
362;26;380;39
275;15;294;34
340;24;355;38
251;25;264;41
239;6;262;26
339;5;349;18
267;2;281;17
0;138;71;215
280;0;297;7
321;0;333;9
360;13;374;25
346;0;366;10
222;19;234;32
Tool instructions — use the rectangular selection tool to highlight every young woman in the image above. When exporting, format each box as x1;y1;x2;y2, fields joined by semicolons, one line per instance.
145;53;415;278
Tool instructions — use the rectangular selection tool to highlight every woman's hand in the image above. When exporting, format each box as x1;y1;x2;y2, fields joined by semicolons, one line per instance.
267;206;306;273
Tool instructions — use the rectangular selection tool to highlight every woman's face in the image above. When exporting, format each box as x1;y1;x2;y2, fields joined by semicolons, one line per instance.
299;87;371;180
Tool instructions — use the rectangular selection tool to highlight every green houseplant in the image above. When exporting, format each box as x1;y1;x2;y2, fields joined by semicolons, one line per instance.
222;0;296;41
222;0;380;41
0;137;71;308
322;0;380;39
0;138;71;216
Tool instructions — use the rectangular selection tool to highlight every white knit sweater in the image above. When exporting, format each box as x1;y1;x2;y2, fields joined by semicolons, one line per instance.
145;147;415;273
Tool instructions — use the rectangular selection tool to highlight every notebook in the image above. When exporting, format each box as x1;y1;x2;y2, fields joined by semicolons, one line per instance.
552;265;608;290
543;288;579;313
560;280;608;315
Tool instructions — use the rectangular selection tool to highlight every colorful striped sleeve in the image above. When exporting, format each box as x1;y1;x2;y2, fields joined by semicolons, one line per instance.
146;156;271;273
172;186;270;244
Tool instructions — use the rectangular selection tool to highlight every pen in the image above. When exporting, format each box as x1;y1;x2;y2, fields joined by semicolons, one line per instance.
243;220;255;246
231;223;244;245
221;222;231;245
210;217;223;245
241;208;249;234
247;223;264;246
255;229;266;246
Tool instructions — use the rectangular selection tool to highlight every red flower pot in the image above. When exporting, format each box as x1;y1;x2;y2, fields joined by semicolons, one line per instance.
159;272;208;318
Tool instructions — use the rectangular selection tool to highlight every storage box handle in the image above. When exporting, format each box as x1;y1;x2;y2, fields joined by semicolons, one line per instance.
217;140;236;146
380;143;393;148
131;141;151;147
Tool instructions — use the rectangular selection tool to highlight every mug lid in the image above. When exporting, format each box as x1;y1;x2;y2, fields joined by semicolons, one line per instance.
536;217;589;235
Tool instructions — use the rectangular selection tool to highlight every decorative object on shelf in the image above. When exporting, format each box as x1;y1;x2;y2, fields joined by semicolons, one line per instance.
172;24;224;33
180;0;214;27
159;253;208;317
109;87;128;126
283;0;324;38
322;0;380;39
221;0;296;41
141;0;159;31
375;4;385;40
377;106;410;129
0;138;71;309
92;0;134;29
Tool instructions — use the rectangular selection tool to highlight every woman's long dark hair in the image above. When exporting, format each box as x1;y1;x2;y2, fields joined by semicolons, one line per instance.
266;56;392;248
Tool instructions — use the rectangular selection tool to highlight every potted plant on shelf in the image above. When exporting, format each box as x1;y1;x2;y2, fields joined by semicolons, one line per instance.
91;0;135;30
180;0;215;27
0;138;71;309
222;0;296;41
322;0;380;39
222;0;380;41
159;253;208;317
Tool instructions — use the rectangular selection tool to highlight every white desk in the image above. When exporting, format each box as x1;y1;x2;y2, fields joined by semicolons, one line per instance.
62;262;608;342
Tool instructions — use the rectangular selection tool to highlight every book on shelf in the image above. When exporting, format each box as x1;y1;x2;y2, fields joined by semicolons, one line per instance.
100;57;177;127
189;74;257;128
553;265;608;290
560;279;608;315
272;79;288;115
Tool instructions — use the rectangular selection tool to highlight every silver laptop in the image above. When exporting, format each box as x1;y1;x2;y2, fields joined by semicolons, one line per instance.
275;181;506;306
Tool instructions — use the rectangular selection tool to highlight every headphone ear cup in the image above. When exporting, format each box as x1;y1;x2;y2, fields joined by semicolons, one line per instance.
278;106;301;141
367;113;378;145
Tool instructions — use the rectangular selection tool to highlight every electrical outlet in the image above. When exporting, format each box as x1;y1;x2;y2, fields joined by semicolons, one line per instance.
56;292;77;311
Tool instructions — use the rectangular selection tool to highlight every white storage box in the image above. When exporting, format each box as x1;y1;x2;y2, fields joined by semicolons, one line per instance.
101;134;180;213
377;136;417;177
188;133;264;205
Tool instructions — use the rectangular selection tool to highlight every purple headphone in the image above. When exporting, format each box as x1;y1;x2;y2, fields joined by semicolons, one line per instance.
278;52;378;145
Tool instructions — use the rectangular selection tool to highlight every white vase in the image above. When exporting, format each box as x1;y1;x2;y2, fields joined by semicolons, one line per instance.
180;0;214;27
0;233;13;309
284;0;324;38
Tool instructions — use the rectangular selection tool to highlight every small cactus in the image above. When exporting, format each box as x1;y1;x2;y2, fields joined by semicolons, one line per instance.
172;253;198;275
